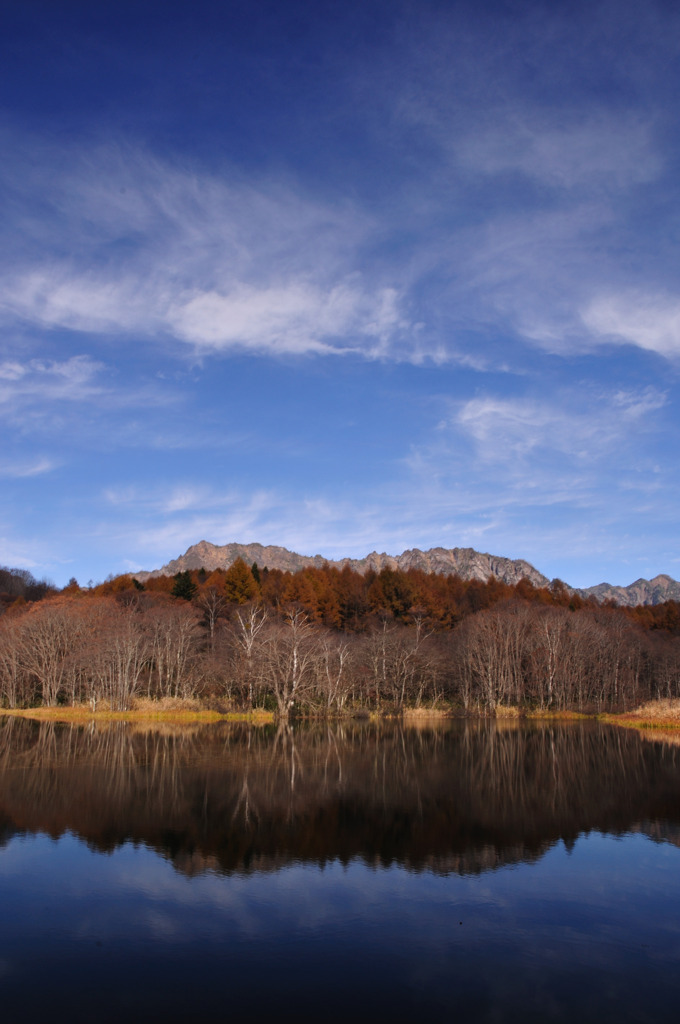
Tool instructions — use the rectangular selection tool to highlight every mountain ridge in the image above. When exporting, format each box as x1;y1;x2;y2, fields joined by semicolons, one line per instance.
135;540;680;607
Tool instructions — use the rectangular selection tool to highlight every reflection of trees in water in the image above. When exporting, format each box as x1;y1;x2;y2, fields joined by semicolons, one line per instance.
0;718;679;875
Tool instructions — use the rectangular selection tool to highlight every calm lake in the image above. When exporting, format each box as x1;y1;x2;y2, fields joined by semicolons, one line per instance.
1;717;680;1022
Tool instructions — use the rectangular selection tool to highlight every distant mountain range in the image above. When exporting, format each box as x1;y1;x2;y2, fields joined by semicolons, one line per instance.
136;540;680;607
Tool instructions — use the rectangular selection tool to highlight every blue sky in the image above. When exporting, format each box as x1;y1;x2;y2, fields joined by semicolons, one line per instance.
1;0;679;588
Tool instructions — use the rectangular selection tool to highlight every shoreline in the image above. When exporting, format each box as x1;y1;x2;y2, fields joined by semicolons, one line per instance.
2;700;680;729
0;707;275;725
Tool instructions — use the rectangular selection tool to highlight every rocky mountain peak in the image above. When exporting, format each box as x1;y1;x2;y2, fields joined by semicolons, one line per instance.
134;540;680;607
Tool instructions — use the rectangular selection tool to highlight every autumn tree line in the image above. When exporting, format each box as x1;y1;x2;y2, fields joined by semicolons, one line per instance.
1;559;680;716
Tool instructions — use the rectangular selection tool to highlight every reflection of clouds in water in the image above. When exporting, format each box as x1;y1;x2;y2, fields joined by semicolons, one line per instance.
113;851;529;942
145;909;182;940
2;825;680;1024
0;832;506;946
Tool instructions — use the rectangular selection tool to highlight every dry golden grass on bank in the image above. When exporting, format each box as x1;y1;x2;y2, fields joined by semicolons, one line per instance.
0;700;275;725
132;696;202;713
494;705;521;718
526;709;590;721
394;705;589;722
628;698;680;720
6;699;679;730
603;698;680;731
402;707;452;719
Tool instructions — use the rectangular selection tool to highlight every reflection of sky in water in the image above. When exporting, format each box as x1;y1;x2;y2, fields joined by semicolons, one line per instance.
1;831;680;1022
1;720;680;1021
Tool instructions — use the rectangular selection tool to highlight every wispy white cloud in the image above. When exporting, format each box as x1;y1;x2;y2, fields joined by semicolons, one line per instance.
167;281;404;355
2;271;152;335
98;479;472;570
1;115;676;367
104;483;233;516
395;382;672;561
424;198;657;360
101;485;281;561
362;7;678;364
0;138;413;361
93;378;672;577
455;388;666;463
582;294;680;358
457;114;660;192
0;457;57;478
0;352;186;455
416;193;680;362
0;355;105;407
0;536;41;571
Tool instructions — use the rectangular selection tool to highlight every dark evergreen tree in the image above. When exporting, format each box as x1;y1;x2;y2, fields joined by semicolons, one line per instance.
172;570;197;601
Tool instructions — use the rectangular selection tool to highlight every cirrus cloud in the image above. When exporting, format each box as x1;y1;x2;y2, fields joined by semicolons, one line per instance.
582;294;680;359
0;138;412;361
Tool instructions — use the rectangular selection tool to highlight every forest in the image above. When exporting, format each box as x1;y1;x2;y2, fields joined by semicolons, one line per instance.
1;559;680;716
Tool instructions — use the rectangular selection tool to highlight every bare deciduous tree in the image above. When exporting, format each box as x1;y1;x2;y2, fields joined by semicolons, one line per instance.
264;608;318;719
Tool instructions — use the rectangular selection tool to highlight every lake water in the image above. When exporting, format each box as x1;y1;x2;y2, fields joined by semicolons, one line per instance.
1;717;680;1023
